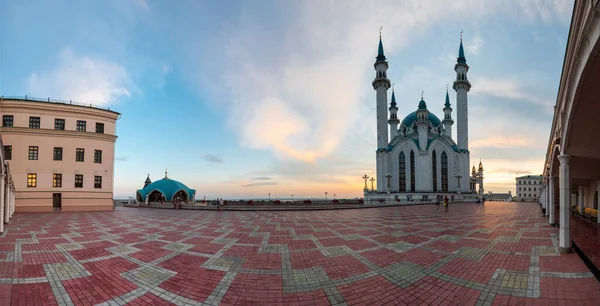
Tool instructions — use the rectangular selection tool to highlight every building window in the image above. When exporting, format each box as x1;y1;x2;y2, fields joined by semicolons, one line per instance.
29;117;41;129
76;120;87;132
519;187;521;191
519;193;521;197
94;150;102;163
441;151;448;192
27;173;37;187
432;150;437;192
95;122;104;134
534;188;536;191
76;148;85;162
53;174;62;187
54;119;65;130
74;174;83;188
94;176;102;189
3;146;11;160
528;188;531;191
410;150;416;192
28;146;38;160
53;147;63;161
3;115;13;127
399;152;406;192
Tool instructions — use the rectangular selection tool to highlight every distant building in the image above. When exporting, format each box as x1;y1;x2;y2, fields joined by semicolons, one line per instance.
515;175;542;202
136;170;196;203
486;191;513;202
1;96;120;212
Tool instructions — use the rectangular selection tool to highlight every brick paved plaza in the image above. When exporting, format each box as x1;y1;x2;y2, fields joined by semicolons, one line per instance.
1;202;599;305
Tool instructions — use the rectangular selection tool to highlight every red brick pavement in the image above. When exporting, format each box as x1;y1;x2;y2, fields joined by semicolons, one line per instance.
0;202;598;305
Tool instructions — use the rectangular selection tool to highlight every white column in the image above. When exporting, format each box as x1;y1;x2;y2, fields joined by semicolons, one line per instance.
557;154;572;253
5;182;10;223
0;174;4;234
549;177;555;225
578;185;584;215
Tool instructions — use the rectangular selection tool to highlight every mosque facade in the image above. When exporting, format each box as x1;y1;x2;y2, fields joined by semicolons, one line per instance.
365;33;484;202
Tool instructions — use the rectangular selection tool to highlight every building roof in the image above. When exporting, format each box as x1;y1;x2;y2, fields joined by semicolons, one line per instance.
137;177;196;201
457;36;466;64
401;110;442;128
1;95;120;115
376;37;386;61
515;175;543;179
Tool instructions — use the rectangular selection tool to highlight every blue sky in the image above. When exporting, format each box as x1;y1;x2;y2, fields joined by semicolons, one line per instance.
0;0;573;199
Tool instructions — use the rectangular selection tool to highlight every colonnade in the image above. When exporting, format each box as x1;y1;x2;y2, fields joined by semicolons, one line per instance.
0;172;15;234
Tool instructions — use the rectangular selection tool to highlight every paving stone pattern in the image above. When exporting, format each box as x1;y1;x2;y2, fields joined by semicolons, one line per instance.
0;202;599;305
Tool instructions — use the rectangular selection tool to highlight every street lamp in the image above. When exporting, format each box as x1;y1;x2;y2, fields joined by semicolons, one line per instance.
386;173;392;194
325;192;328;201
268;193;271;202
369;177;376;191
333;194;336;200
291;194;294;202
362;175;369;190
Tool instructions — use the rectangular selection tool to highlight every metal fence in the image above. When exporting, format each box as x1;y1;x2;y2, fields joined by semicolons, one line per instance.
0;95;114;112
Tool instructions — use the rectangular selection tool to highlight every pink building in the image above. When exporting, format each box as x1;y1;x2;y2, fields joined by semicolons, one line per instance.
0;96;120;212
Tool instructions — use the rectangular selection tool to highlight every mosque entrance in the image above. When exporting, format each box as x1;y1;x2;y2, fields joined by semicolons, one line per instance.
52;193;62;210
173;190;189;201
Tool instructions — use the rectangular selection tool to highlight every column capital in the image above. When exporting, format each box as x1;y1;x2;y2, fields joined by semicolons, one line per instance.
557;154;571;164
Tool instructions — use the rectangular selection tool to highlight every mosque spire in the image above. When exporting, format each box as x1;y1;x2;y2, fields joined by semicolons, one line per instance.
457;30;466;64
165;167;169;179
390;84;397;107
445;85;451;108
377;26;386;61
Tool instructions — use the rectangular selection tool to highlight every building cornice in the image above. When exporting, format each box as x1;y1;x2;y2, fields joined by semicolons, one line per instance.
0;127;118;142
0;99;120;121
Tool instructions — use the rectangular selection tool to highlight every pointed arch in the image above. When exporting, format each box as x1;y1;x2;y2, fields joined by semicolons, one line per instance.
432;150;438;192
410;150;415;192
399;152;406;192
148;190;165;202
441;151;448;192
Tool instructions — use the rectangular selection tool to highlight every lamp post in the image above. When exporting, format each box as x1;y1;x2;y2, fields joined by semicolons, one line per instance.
369;177;376;191
334;194;336;200
268;193;271;202
325;192;328;201
362;175;369;190
386;173;392;194
455;174;462;197
291;194;294;202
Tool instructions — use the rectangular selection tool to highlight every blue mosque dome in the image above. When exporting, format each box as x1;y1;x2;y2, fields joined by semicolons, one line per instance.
136;170;196;201
401;111;442;128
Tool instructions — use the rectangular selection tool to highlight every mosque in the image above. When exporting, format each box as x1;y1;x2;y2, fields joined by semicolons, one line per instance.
364;33;484;202
136;169;196;203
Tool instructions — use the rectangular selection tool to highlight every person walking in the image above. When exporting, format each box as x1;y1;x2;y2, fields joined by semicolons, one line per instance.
436;195;441;212
444;196;449;212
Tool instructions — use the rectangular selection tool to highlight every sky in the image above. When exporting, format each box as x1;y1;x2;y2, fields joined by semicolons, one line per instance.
0;0;573;199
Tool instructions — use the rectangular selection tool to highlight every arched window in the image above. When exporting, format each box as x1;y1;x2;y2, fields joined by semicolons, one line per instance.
432;150;437;192
410;150;415;192
441;151;448;192
399;152;406;192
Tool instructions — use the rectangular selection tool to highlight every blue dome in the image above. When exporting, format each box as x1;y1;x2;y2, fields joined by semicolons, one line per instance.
401;111;442;128
137;178;196;201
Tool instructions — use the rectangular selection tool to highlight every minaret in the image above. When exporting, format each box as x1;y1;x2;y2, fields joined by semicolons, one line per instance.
442;85;454;138
388;87;399;139
453;31;471;150
478;160;484;195
416;92;429;151
164;168;169;179
372;29;391;192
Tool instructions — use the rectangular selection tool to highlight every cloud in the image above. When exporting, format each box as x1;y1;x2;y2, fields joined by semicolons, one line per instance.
203;154;223;164
470;77;553;110
201;0;570;166
242;182;278;188
251;177;272;181
470;137;542;149
465;34;485;55
115;157;128;161
26;49;134;106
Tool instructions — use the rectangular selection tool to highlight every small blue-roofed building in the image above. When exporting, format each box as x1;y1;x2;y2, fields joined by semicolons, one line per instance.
136;170;196;202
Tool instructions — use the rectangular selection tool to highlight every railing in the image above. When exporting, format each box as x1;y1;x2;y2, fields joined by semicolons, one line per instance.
0;95;114;112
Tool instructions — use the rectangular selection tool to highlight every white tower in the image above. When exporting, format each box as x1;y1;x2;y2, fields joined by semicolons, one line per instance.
453;32;471;150
388;88;399;139
453;32;472;191
372;33;391;192
416;94;429;152
442;87;454;137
